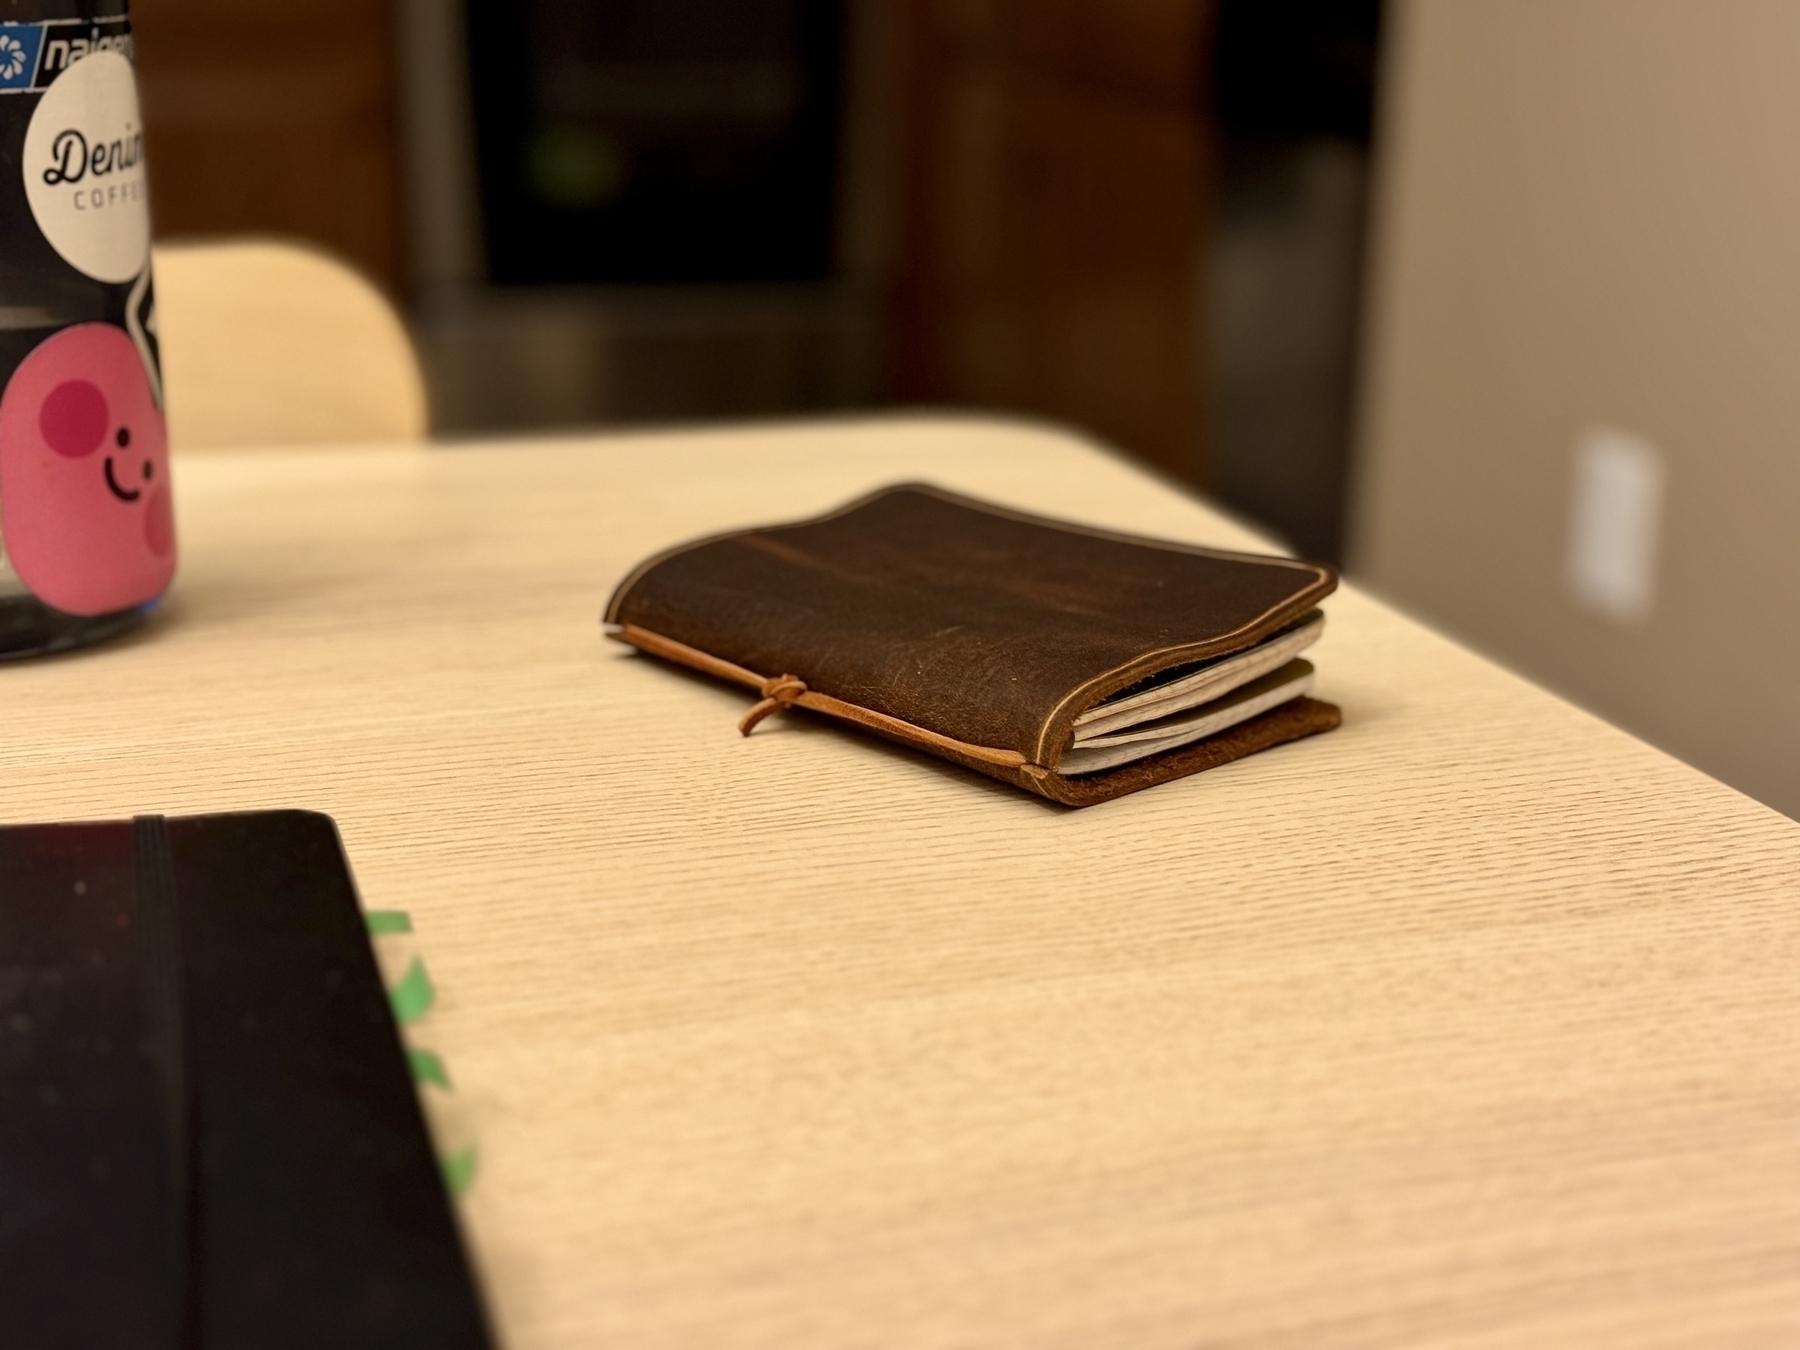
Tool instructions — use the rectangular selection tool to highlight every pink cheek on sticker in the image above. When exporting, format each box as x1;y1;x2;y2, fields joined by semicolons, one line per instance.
40;379;110;458
0;323;174;617
145;484;173;558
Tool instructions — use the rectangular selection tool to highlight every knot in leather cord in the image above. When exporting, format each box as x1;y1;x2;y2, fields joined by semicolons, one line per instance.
739;675;809;736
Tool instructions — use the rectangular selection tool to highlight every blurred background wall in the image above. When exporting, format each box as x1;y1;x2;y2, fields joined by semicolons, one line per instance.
1352;0;1800;820
130;0;1800;819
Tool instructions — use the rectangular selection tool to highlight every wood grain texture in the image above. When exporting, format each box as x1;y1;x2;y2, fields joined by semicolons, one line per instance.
894;3;1211;480
4;416;1797;1347
135;0;407;292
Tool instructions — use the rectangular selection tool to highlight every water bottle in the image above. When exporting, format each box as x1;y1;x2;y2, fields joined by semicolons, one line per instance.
0;1;170;659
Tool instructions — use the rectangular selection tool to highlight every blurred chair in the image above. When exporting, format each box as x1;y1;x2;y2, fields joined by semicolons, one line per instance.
152;239;428;449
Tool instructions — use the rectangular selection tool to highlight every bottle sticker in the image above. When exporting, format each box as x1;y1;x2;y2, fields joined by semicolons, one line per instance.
0;323;173;616
0;26;47;90
23;49;150;284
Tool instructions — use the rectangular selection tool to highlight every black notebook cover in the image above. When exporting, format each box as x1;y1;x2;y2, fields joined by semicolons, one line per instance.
0;811;492;1349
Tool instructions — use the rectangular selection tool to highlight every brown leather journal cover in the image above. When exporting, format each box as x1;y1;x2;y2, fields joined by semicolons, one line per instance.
605;484;1341;806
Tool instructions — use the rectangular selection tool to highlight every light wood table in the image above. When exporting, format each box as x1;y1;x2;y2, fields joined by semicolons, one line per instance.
7;417;1799;1347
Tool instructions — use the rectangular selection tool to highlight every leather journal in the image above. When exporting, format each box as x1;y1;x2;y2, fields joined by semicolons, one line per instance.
0;811;493;1350
606;484;1341;806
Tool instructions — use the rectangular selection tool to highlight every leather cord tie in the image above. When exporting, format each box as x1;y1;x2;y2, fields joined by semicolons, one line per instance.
739;675;809;736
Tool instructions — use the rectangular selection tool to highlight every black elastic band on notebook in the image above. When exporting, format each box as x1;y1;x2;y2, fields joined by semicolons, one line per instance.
135;814;197;1349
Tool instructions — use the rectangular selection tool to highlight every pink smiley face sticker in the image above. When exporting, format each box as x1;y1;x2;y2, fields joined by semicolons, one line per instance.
0;323;174;616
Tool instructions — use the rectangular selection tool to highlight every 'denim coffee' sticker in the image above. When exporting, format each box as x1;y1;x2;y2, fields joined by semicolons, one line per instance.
23;49;149;284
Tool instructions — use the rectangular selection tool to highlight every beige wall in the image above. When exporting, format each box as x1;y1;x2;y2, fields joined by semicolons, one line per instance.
1351;0;1800;819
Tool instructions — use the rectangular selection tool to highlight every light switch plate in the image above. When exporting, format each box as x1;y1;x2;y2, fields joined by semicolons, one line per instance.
1567;426;1664;624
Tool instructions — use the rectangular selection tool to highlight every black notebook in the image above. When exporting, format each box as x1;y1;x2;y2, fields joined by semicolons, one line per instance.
0;810;492;1350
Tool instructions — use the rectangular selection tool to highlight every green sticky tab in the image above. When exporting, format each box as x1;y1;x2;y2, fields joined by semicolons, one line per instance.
389;958;436;1025
443;1146;478;1198
365;910;414;936
409;1046;451;1090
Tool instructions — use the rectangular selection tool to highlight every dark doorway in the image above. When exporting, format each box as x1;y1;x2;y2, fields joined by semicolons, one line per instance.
1207;0;1383;563
465;0;848;286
